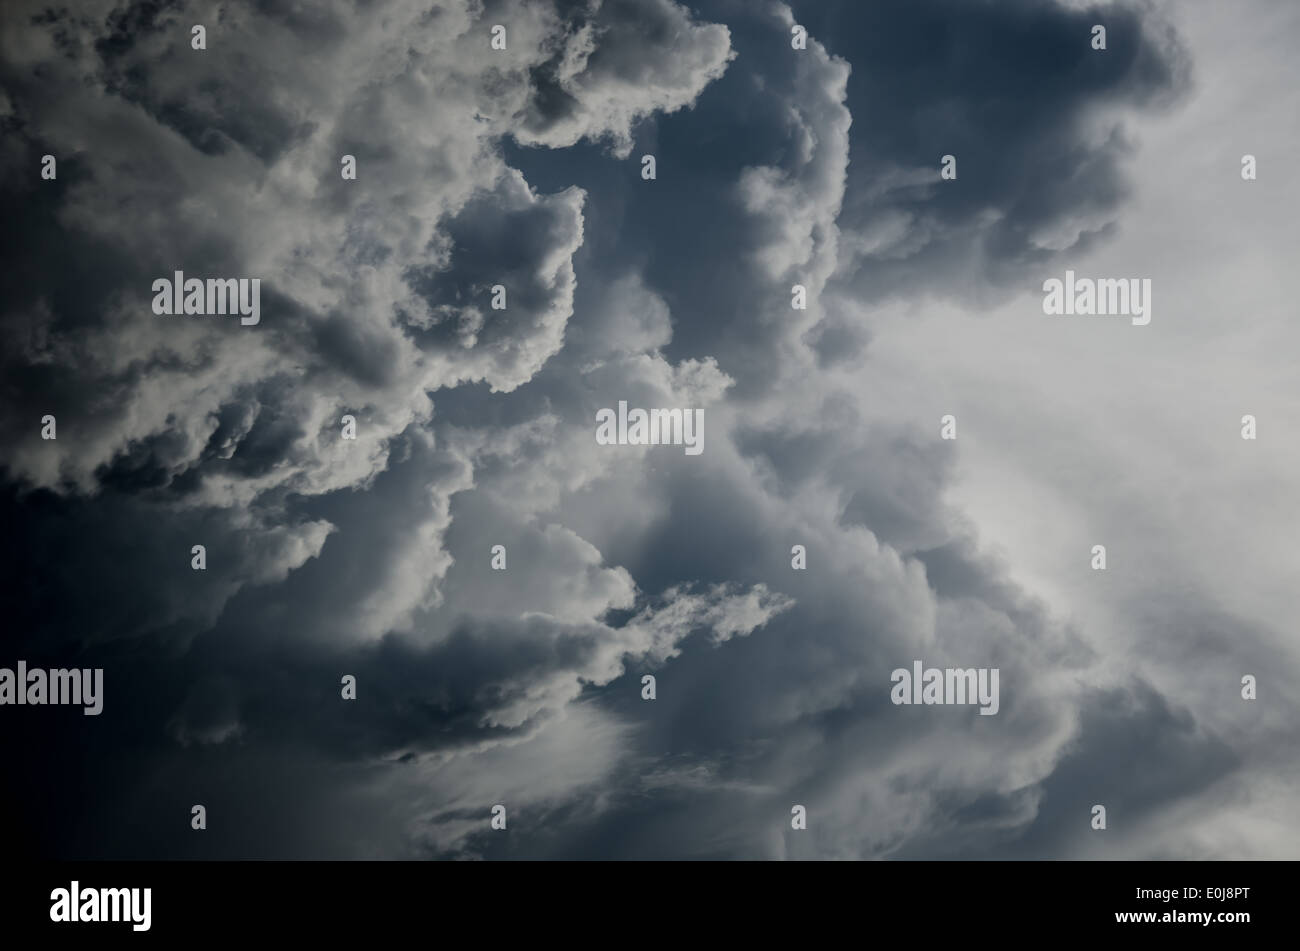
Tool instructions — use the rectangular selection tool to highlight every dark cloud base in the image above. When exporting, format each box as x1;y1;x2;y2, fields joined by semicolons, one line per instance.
2;0;1275;861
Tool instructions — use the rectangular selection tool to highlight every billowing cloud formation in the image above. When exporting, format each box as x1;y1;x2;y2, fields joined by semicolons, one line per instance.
6;0;1287;863
511;0;735;156
0;0;730;634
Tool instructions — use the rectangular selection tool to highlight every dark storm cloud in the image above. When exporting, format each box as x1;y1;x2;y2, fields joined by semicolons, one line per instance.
0;0;755;858
807;0;1191;360
426;0;1212;860
401;171;586;387
523;0;1189;387
0;482;331;651
0;0;737;491
2;0;1252;863
507;0;734;155
886;679;1241;860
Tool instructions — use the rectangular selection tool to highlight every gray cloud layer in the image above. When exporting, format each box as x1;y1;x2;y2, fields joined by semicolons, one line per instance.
3;0;1289;860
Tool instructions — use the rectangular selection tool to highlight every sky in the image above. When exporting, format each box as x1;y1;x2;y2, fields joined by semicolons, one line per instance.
1;0;1296;860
